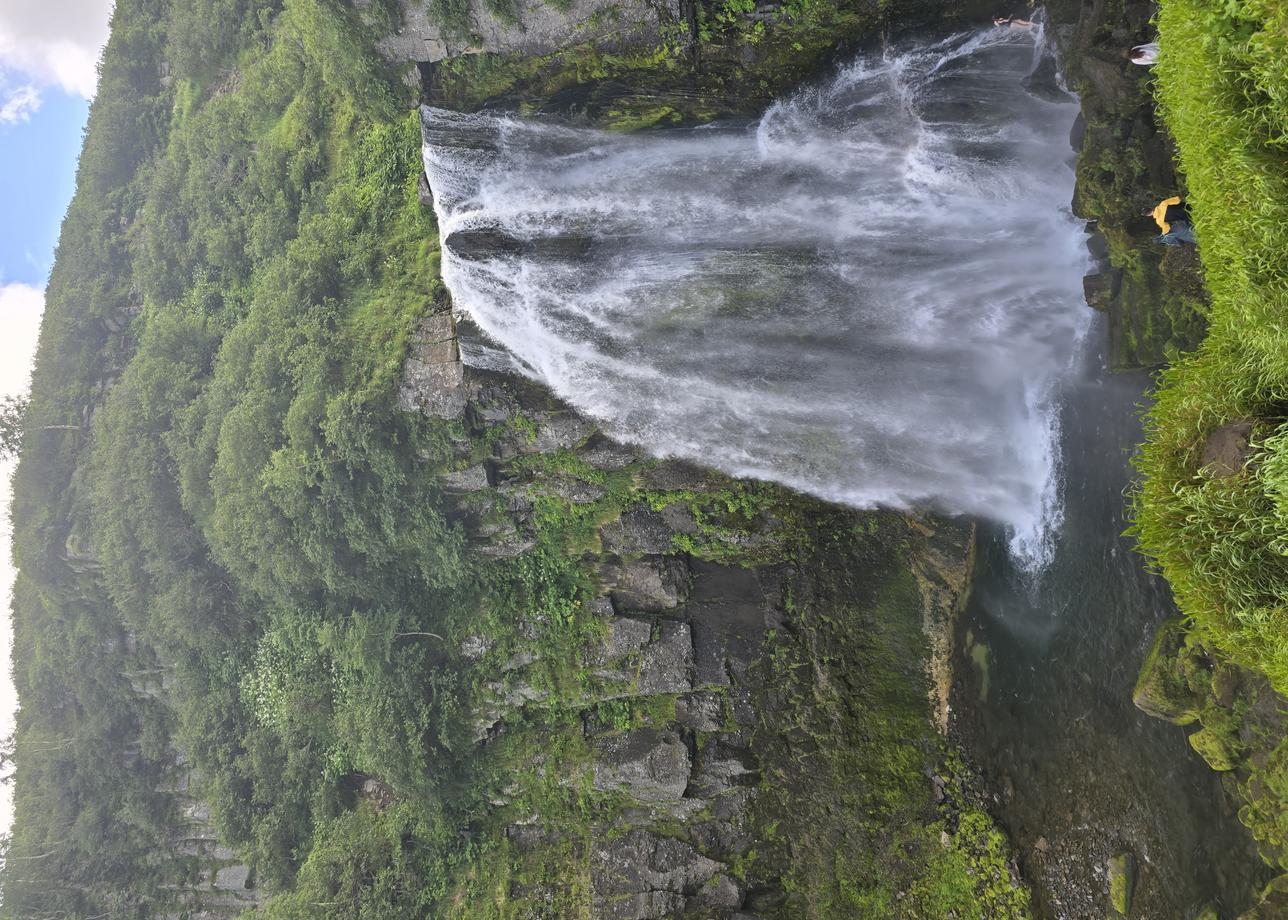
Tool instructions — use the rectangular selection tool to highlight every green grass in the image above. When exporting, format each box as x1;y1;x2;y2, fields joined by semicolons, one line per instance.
1129;0;1288;876
1131;0;1288;694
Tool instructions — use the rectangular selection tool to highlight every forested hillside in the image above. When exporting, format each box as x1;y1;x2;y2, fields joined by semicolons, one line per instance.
1;0;1030;916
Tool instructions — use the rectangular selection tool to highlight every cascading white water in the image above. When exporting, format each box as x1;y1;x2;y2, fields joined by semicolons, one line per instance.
422;26;1090;567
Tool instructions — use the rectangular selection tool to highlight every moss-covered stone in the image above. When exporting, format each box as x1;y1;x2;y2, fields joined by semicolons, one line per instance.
1238;873;1288;919
1108;851;1136;916
1133;618;1204;724
1189;725;1243;772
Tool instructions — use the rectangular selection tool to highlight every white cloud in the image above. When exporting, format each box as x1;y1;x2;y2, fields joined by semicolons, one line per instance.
0;283;45;396
0;0;115;99
0;282;44;835
0;82;41;124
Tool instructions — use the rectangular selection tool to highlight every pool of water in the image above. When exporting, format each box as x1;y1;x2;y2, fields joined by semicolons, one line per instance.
954;312;1271;919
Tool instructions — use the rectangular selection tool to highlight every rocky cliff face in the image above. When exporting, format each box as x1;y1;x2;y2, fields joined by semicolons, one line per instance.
389;296;1018;916
375;0;682;75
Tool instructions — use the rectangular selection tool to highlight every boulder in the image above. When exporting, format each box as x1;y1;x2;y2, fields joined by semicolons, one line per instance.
398;311;468;419
1200;419;1255;477
592;829;722;920
439;464;490;492
602;556;690;612
1187;725;1242;772
675;691;726;732
1133;618;1203;724
633;622;695;695
1082;270;1121;310
593;728;691;803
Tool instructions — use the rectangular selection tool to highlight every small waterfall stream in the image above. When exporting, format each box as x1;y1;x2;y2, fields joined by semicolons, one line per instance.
422;26;1089;566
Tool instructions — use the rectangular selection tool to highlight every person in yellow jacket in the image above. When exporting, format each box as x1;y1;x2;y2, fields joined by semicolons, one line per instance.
1150;196;1196;245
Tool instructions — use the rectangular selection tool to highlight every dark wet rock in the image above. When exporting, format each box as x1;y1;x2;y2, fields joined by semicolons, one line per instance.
1083;270;1121;310
417;171;434;207
690;736;757;797
1076;52;1138;113
1200;419;1256;478
591;829;722;920
689;562;767;688
639;460;718;492
592;728;691;803
578;438;642;471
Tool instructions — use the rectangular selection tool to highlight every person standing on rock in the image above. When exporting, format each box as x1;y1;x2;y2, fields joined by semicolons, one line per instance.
1150;195;1197;245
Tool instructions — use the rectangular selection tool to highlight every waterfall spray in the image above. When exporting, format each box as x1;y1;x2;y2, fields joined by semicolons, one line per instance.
423;27;1090;568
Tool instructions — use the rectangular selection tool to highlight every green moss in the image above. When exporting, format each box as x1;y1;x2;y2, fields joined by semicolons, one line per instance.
1189;725;1242;772
1108;851;1135;915
1133;618;1204;724
741;516;1030;918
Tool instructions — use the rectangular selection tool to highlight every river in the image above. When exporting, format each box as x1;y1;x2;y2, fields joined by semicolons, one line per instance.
954;312;1269;918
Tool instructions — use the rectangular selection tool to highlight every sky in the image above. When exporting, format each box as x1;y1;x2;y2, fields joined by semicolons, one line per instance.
0;0;115;836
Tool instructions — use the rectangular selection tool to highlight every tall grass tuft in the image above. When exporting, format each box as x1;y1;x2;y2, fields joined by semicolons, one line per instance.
1131;0;1288;692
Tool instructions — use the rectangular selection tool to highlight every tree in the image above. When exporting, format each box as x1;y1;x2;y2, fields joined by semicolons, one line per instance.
0;393;27;461
0;393;81;461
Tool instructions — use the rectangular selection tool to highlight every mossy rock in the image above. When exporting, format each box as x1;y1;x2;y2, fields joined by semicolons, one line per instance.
1108;851;1136;917
1195;904;1221;920
1134;618;1204;724
1188;725;1243;772
1237;873;1288;919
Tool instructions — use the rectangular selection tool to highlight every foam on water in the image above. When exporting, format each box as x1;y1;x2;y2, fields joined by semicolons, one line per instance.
423;25;1090;569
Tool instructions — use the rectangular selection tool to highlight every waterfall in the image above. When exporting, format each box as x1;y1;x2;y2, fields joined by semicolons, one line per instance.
422;26;1090;567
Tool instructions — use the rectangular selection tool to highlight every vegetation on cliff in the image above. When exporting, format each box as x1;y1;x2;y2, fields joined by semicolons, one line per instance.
1;0;1028;916
1130;0;1288;879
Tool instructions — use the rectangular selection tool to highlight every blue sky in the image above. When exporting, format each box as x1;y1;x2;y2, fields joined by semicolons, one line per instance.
0;87;87;285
